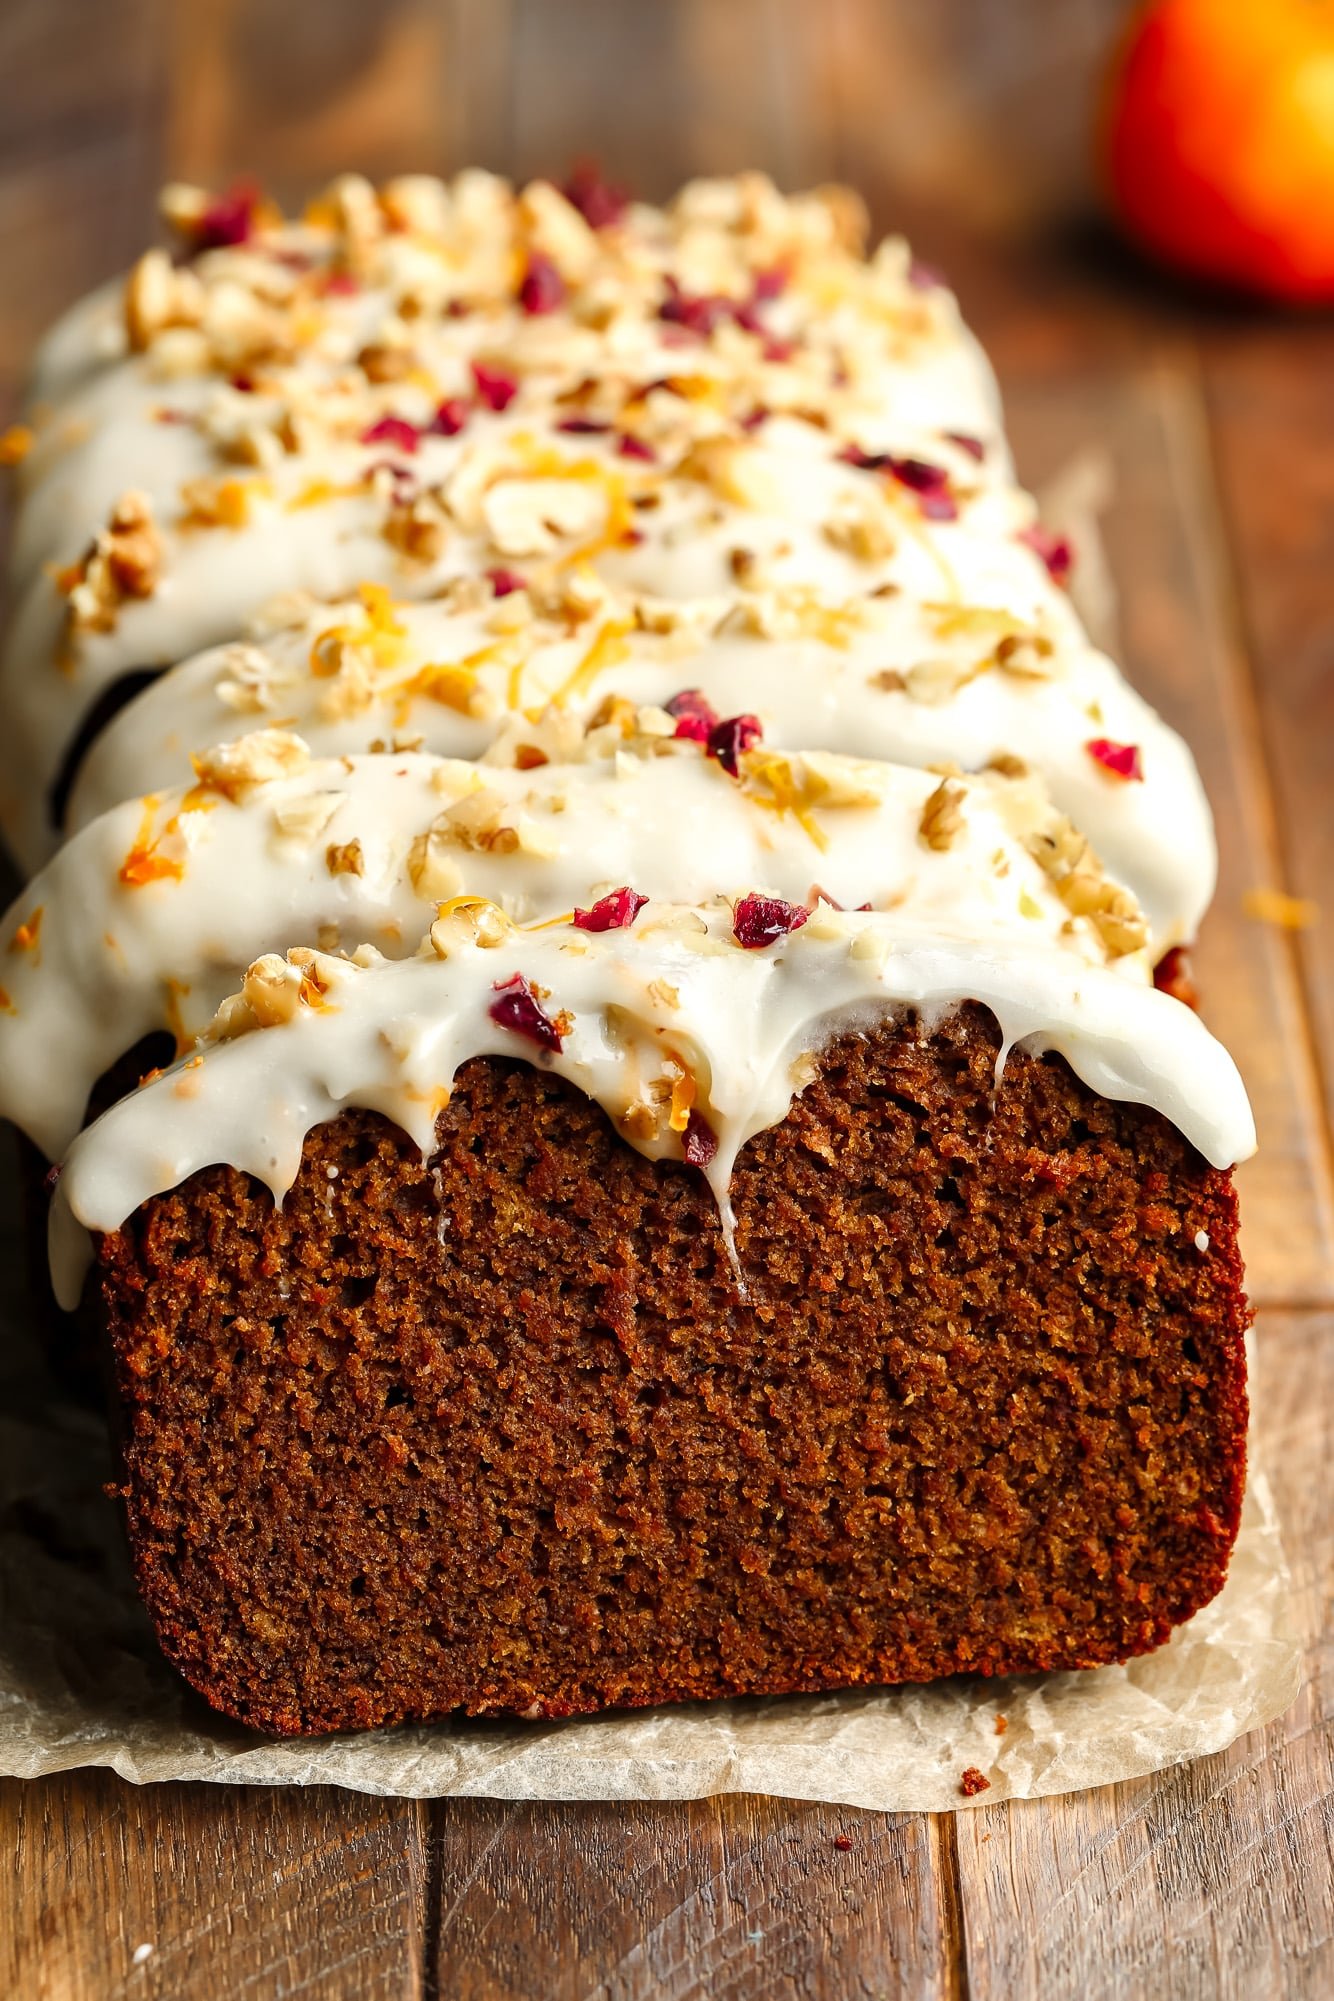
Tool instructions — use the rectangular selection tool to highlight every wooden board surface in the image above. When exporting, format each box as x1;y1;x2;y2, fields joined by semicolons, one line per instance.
1;4;1330;1995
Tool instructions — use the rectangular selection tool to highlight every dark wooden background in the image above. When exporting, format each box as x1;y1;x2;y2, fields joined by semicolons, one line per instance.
2;3;1332;1995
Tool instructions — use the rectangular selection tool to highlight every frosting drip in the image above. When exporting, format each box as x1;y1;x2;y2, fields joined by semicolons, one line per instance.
49;902;1255;1310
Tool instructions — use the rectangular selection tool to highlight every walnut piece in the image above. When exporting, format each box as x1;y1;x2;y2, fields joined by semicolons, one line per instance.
918;777;966;852
61;491;162;632
125;249;205;352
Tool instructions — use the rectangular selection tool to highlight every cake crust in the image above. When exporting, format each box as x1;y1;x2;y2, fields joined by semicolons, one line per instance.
95;1005;1249;1737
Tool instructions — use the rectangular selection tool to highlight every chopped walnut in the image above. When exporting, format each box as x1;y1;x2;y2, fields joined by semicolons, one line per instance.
125;249;205;351
357;338;415;384
918;777;966;852
192;728;312;800
407;821;465;902
518;179;600;281
427;896;512;956
270;791;340;846
327;173;386;277
60;490;162;632
985;751;1030;780
383;488;449;564
903;655;987;705
326;838;365;877
823;495;897;561
216;641;279;714
379;175;451;238
995;631;1057;680
1026;812;1149;958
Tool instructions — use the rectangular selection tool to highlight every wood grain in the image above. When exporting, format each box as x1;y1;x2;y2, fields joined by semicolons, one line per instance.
428;1795;949;2000
1;1775;428;2000
1202;324;1334;1150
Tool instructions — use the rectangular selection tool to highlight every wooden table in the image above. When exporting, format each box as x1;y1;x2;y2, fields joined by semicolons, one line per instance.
2;5;1332;1993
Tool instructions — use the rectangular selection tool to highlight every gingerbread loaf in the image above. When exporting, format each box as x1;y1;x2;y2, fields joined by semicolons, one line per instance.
0;169;1252;1734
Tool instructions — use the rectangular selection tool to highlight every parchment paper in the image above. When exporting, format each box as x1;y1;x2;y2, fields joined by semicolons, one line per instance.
0;466;1303;1810
0;1170;1302;1811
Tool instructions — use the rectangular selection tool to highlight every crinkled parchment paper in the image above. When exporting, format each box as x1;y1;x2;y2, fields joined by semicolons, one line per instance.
0;466;1302;1809
0;1165;1301;1812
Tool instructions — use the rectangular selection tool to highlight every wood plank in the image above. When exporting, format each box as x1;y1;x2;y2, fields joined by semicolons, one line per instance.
0;1773;428;2000
818;0;1127;232
1000;356;1334;1305
952;1306;1333;2001
163;0;459;198
429;1792;953;2000
0;0;167;372
1201;323;1334;1150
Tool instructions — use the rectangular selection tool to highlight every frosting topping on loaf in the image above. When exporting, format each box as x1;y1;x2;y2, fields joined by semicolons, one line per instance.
0;734;1150;1157
0;170;1251;1292
63;578;1214;954
4;169;1021;867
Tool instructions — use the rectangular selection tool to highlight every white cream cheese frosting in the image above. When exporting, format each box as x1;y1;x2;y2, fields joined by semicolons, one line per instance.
66;583;1216;954
48;901;1256;1310
0;169;1250;1294
0;734;1149;1157
3;168;1035;867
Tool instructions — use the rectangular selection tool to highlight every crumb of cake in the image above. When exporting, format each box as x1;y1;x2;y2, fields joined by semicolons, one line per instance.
960;1768;991;1798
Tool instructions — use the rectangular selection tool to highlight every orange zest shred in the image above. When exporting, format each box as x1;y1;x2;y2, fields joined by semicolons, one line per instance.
741;752;830;852
666;1059;697;1134
8;905;43;954
546;618;635;709
119;797;185;887
0;424;34;466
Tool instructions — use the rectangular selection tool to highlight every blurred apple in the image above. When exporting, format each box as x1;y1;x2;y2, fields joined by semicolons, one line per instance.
1103;0;1334;304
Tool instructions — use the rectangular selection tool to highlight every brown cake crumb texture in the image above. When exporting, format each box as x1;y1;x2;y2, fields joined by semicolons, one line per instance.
94;1003;1249;1737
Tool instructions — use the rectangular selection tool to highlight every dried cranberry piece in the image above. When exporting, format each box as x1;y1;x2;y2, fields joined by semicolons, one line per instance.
739;405;770;432
562;161;629;230
519;252;567;315
762;336;796;364
732;894;809;949
229;373;256;394
1019;523;1075;584
486;566;527;597
665;688;719;743
706;713;763;776
323;270;360;297
360;415;420;454
472;361;519;412
573;887;648;932
431;397;470;437
557;416;610;434
945;430;986;461
884;456;957;521
195;182;258;252
659;278;732;337
1153;945;1198;1009
682;1110;718;1168
616;432;656;461
752;264;790;301
838;442;890;472
1086;737;1144;782
489;973;563;1052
